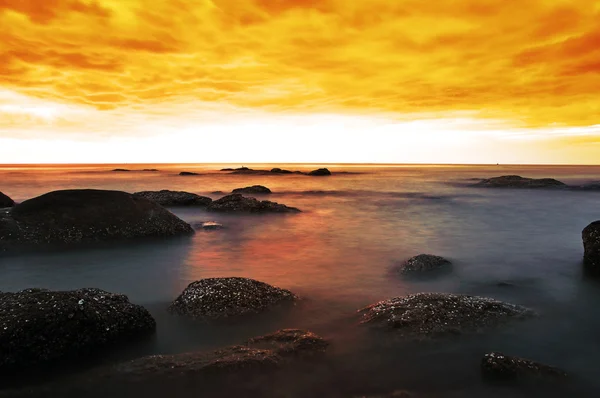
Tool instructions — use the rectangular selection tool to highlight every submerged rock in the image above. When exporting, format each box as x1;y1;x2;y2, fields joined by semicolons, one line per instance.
0;288;155;371
0;191;15;207
133;190;212;207
359;293;534;337
207;194;300;213
308;168;332;176
398;254;451;275
231;185;272;194
583;221;600;273
0;189;193;253
473;175;566;188
179;171;200;176
481;352;567;381
168;277;297;319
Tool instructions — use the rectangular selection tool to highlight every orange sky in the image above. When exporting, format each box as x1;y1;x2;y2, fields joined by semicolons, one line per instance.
1;0;599;164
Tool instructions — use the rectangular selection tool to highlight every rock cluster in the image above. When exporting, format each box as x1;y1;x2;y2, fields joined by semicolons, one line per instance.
207;194;300;213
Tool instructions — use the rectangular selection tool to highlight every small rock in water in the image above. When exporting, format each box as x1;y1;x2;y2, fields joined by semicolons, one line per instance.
232;185;272;194
179;171;200;176
582;221;600;274
207;194;300;213
200;221;224;230
308;168;332;176
398;254;451;275
473;175;566;188
481;352;567;381
111;168;130;172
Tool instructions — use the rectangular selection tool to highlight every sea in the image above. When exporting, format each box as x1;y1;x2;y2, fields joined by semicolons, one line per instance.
1;163;599;397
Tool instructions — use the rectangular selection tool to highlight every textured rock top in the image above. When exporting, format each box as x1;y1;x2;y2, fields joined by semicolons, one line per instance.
207;194;300;213
133;190;212;207
398;254;452;275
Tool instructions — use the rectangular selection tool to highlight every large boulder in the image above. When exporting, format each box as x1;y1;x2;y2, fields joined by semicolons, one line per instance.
308;168;332;176
398;254;451;275
133;190;212;207
0;189;193;253
481;352;567;381
168;277;297;319
583;221;600;273
0;288;156;372
207;194;300;213
231;185;272;194
0;191;14;208
359;293;534;337
473;175;566;188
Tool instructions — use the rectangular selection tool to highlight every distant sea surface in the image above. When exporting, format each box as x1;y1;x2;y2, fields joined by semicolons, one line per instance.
1;164;600;397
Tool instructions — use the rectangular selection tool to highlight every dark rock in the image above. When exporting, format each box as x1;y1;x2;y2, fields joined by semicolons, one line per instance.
199;221;224;230
133;190;212;207
0;189;193;253
231;185;272;194
359;293;534;337
0;191;15;208
211;191;224;194
271;168;293;174
308;168;332;176
583;221;600;273
168;277;297;319
207;194;300;213
0;288;155;371
112;168;130;172
481;352;567;381
220;168;234;171
577;181;600;190
179;171;200;176
398;254;451;275
473;175;566;188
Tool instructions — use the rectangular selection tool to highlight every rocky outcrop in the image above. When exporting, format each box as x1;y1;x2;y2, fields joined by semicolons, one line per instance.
398;254;451;275
231;185;272;194
0;288;156;371
179;171;200;176
168;277;297;319
0;189;193;253
308;168;332;176
133;190;212;207
481;352;567;381
359;293;534;337
0;191;14;208
207;194;300;213
473;175;566;188
583;221;600;273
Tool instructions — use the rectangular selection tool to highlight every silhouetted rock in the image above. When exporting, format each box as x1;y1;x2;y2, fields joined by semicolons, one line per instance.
359;293;534;337
473;175;566;188
133;190;212;207
0;288;155;372
271;168;293;174
0;189;193;253
481;352;567;381
207;194;300;213
232;185;272;194
0;191;14;208
583;221;600;273
211;191;224;194
220;168;234;171
398;254;451;275
578;181;600;190
179;171;200;176
168;277;297;320
112;168;130;172
308;168;332;176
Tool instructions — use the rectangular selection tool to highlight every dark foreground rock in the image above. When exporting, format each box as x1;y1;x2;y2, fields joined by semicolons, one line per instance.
481;352;567;381
207;194;300;213
398;254;451;275
473;175;566;188
133;190;212;207
179;171;200;176
168;277;297;319
583;221;600;273
0;288;156;372
308;168;332;176
232;185;272;194
0;191;14;207
359;293;534;337
0;189;193;253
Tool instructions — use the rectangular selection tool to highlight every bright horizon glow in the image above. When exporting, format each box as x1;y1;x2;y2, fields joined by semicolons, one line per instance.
1;1;599;164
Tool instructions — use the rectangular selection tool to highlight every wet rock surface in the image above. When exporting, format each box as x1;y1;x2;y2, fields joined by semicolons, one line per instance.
308;168;332;176
207;194;300;213
481;352;567;381
0;288;156;371
473;175;566;188
0;191;14;208
582;221;600;273
133;190;212;207
398;254;451;275
0;189;193;253
168;277;298;319
198;221;224;230
232;185;272;194
359;293;534;337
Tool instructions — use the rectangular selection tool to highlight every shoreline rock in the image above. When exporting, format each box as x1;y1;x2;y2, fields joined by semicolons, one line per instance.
0;288;156;372
398;254;451;275
473;175;566;188
168;277;298;319
207;194;300;213
231;185;272;194
582;221;600;273
133;190;212;207
0;191;15;208
481;352;567;381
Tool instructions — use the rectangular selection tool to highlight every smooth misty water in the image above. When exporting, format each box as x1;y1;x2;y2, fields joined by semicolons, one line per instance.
1;164;600;397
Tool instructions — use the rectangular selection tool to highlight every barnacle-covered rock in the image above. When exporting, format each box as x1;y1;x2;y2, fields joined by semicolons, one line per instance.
168;277;297;319
359;293;534;337
207;194;300;213
481;352;567;381
0;288;156;371
398;254;451;275
133;190;212;207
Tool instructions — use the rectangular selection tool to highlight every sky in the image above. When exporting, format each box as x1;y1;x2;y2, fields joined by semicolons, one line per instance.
1;0;599;164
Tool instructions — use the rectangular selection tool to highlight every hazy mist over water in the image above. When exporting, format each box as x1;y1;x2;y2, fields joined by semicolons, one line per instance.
1;164;600;397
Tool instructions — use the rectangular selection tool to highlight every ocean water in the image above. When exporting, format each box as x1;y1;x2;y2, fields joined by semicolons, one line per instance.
1;164;600;397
